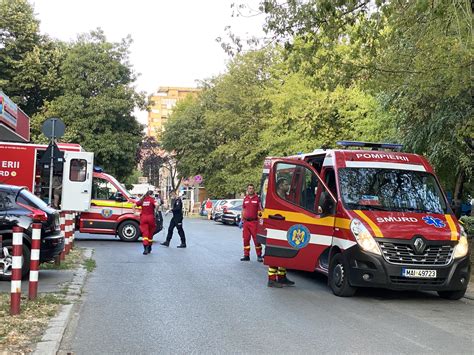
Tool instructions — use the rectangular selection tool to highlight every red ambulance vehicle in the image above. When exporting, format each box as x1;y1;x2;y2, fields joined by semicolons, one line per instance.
0;141;141;241
257;141;470;299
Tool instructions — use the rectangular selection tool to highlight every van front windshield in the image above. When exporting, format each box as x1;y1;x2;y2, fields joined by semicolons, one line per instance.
338;168;447;214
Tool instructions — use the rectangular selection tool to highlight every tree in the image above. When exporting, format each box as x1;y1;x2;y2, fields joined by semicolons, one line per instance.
162;50;274;196
0;0;65;116
138;136;165;187
254;0;473;209
30;30;145;181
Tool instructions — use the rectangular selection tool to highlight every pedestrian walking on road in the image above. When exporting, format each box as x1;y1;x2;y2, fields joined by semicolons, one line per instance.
205;198;213;220
161;191;187;248
135;190;157;255
240;183;263;262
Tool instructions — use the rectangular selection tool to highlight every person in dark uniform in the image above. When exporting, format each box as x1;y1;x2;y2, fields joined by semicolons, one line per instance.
135;190;157;255
160;191;187;248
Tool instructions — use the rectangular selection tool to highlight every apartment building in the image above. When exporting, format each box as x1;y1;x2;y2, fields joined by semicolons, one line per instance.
146;86;200;140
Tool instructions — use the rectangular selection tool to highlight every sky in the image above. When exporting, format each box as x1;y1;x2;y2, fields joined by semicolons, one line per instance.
32;0;265;124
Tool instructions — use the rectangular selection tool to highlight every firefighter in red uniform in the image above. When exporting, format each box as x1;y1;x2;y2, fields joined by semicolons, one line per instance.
135;190;157;255
240;183;263;262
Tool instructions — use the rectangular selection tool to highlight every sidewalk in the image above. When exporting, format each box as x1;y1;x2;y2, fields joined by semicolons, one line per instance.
0;269;75;294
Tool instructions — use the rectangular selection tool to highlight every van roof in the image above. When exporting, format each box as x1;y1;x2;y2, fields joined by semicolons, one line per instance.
280;149;434;174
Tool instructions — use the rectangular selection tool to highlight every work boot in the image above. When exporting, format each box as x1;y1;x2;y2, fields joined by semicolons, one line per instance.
257;256;263;263
240;256;250;261
267;279;283;288
143;245;149;255
177;244;187;248
278;276;295;286
160;241;169;247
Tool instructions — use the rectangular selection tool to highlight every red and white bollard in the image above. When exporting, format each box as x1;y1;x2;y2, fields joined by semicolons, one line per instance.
28;223;41;300
11;226;23;315
70;212;75;250
60;212;66;261
65;214;72;254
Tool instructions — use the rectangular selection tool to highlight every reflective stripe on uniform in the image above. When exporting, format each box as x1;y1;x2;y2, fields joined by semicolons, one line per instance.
268;267;277;276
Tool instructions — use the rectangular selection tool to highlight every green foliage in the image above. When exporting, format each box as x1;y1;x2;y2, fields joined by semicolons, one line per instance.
257;0;473;195
460;216;474;238
0;0;64;115
30;30;145;180
163;48;395;196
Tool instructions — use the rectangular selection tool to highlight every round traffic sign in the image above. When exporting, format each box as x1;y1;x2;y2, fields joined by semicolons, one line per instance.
42;117;65;139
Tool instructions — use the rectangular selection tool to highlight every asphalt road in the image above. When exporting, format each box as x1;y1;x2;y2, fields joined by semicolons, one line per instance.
62;216;473;354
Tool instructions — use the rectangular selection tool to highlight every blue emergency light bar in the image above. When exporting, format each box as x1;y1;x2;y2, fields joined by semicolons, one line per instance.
93;166;104;173
336;141;403;151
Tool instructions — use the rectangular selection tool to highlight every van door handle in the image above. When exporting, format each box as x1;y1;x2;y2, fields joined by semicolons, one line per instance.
269;214;285;220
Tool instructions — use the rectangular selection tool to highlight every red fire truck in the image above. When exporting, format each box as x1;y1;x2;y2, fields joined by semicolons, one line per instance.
0;141;141;241
257;141;470;300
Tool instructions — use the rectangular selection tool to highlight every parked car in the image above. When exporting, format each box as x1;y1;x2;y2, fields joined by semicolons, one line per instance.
0;184;64;280
211;200;227;221
221;201;243;225
199;199;218;216
217;199;243;224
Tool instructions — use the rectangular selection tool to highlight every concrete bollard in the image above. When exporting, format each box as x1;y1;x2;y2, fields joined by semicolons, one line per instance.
11;226;23;315
59;212;66;261
28;223;41;300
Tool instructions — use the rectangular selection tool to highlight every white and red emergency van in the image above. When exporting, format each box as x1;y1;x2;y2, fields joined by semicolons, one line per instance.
257;141;470;299
0;141;141;241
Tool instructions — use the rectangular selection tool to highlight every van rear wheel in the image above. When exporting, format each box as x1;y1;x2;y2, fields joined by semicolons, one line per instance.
329;253;356;297
118;221;140;242
437;289;466;300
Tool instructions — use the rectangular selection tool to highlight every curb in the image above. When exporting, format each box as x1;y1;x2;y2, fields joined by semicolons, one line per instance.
33;248;93;355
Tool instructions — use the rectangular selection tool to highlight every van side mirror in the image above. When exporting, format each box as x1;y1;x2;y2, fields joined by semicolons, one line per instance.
115;192;127;202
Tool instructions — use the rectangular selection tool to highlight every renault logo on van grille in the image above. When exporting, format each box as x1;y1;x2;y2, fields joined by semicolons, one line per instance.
413;237;426;254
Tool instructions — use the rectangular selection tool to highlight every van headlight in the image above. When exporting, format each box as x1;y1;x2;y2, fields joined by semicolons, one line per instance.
350;218;381;255
453;226;469;259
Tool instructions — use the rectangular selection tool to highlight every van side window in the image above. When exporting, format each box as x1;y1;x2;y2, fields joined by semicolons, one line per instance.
92;178;118;200
275;163;319;214
70;159;87;182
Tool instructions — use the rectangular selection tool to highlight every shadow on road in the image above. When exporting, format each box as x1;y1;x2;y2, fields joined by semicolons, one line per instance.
290;269;445;301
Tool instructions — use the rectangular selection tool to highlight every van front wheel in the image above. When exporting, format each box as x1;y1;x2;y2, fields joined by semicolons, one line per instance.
118;221;140;242
437;289;466;300
329;253;356;297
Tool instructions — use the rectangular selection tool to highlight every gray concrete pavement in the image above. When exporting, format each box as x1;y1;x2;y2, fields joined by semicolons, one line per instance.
62;216;474;354
0;269;74;293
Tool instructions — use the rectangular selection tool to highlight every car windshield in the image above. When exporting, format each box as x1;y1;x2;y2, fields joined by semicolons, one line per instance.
18;189;49;210
338;168;447;214
106;174;133;199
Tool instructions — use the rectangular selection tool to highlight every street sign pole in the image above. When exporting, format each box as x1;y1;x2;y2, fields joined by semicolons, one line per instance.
48;119;56;205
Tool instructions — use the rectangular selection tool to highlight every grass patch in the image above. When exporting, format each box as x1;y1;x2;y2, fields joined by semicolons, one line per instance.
0;248;96;353
84;258;96;272
0;293;66;353
40;247;83;270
